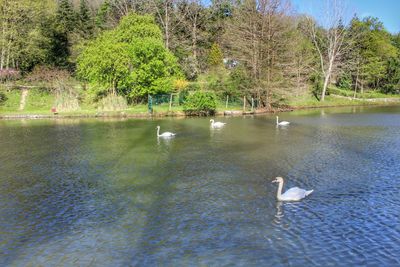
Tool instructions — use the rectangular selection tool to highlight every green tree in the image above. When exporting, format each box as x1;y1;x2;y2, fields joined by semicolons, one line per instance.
208;42;223;67
56;0;77;33
346;16;398;92
78;0;94;37
95;0;112;29
78;13;182;100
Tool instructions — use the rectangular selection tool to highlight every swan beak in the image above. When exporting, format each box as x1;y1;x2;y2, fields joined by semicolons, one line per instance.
271;179;277;183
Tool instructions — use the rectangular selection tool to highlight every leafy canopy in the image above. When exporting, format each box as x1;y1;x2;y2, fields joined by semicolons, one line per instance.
77;13;182;99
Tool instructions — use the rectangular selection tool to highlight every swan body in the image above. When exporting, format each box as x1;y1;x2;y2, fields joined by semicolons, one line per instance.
156;126;175;137
276;116;290;126
210;119;226;128
272;177;313;201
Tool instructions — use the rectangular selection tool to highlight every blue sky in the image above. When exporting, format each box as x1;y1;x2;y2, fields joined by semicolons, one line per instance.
291;0;400;33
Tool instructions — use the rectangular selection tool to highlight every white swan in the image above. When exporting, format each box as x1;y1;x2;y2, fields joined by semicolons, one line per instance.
210;119;226;128
156;126;175;138
272;177;313;201
276;116;290;126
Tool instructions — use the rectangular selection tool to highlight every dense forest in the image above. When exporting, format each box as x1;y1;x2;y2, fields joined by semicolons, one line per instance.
0;0;399;111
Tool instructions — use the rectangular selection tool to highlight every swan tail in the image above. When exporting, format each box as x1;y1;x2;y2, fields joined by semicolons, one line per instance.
305;189;314;196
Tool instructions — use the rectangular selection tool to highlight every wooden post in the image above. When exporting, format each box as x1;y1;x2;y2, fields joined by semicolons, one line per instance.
225;95;229;109
243;96;246;111
169;94;173;111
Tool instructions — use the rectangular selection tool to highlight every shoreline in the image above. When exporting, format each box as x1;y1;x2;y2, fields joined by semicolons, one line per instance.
0;102;398;120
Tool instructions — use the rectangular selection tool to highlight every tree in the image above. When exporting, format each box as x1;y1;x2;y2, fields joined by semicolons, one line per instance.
343;16;398;94
78;0;94;38
224;0;294;108
208;42;223;67
0;0;56;71
305;0;348;101
77;13;182;100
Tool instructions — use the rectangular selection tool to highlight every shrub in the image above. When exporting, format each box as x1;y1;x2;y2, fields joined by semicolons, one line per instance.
183;91;217;116
0;68;21;81
337;73;352;90
0;91;7;105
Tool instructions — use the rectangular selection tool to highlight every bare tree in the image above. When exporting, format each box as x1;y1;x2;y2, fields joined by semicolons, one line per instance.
146;0;190;50
305;0;348;101
224;0;293;108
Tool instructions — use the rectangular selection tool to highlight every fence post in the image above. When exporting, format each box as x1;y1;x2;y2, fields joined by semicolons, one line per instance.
148;95;153;114
243;96;246;111
225;95;229;109
169;94;173;111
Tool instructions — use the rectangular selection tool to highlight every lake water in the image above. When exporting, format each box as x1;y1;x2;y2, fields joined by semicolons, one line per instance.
1;106;400;266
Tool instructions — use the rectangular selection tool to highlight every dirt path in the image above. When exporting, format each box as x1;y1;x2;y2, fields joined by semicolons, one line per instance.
19;89;29;110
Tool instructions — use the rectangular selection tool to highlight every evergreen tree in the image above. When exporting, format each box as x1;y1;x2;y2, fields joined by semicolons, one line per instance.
208;43;223;67
78;0;94;37
56;0;77;33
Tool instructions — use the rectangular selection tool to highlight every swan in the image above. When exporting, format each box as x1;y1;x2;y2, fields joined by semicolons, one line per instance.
272;177;313;201
156;126;175;138
210;119;226;128
276;116;290;126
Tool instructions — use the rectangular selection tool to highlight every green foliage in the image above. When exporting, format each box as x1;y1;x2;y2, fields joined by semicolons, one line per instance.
77;31;132;95
337;73;352;90
78;13;182;100
95;0;112;29
183;91;217;115
0;90;21;111
0;91;7;105
226;67;251;97
382;57;400;94
56;0;77;33
114;14;162;42
347;16;399;90
78;0;94;37
208;43;223;67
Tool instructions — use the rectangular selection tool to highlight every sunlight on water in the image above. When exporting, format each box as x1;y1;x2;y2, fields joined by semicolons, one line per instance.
1;106;400;266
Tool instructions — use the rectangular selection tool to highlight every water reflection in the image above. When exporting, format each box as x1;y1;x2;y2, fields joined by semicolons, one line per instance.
1;107;400;266
274;201;284;224
157;135;174;147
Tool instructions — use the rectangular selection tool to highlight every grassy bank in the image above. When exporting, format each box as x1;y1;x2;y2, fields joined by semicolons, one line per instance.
1;87;399;118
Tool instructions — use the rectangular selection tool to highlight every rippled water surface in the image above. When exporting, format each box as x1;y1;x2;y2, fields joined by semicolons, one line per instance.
1;106;400;266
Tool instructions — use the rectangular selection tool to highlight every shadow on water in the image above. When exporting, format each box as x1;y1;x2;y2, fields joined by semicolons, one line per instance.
0;120;159;265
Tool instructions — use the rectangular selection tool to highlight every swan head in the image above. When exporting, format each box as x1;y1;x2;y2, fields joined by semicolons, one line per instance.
272;177;284;183
210;119;214;122
156;125;160;129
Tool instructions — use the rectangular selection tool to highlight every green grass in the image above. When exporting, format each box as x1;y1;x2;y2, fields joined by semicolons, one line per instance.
288;94;370;107
1;86;399;118
0;89;21;112
24;89;55;112
329;87;400;99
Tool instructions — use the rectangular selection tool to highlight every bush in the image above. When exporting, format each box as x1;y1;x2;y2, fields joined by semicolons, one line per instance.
183;91;217;116
0;68;21;81
0;91;7;105
337;73;352;90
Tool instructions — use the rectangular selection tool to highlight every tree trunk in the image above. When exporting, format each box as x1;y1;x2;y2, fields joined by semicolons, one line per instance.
164;1;170;50
321;57;334;101
192;19;197;60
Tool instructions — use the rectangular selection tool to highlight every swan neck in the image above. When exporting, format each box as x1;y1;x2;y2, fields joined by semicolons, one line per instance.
157;127;160;137
276;180;283;200
276;117;279;124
